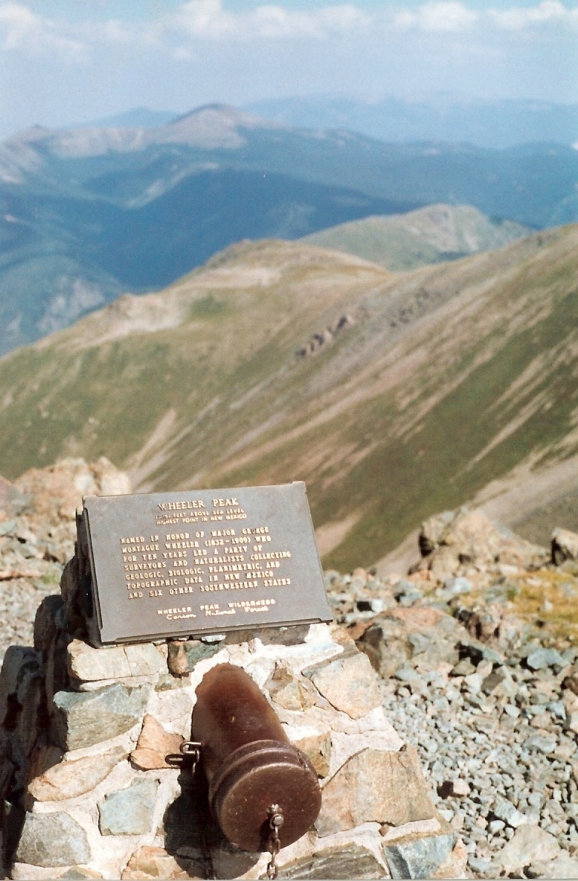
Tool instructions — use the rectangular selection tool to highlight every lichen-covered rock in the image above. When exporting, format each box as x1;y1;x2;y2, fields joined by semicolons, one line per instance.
15;811;91;868
98;777;159;836
52;683;151;750
166;639;221;677
280;838;387;879
267;661;318;711
384;829;457;879
290;726;332;778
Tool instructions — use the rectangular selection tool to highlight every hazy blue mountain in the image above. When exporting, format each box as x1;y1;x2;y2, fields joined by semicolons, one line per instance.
245;93;578;149
1;103;577;353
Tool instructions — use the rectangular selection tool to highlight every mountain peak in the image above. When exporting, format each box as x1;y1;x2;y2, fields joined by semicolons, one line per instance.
163;103;279;148
172;102;255;123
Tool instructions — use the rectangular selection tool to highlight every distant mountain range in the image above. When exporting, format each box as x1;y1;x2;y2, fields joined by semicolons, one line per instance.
246;93;578;149
1;103;577;354
0;226;576;571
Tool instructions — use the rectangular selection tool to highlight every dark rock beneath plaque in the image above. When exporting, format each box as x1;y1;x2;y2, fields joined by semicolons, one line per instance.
0;645;44;759
33;594;65;652
60;548;93;639
167;639;221;677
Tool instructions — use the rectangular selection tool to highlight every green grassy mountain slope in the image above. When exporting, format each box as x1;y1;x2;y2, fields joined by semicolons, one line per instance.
301;204;531;271
0;228;576;570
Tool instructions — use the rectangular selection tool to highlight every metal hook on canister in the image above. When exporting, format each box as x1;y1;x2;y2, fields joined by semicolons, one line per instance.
266;804;284;879
191;663;321;859
179;739;203;774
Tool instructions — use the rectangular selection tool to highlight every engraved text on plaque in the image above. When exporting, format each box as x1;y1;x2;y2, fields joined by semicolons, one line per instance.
81;482;332;644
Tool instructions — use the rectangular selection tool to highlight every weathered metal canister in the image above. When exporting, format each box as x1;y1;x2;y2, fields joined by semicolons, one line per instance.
192;663;322;853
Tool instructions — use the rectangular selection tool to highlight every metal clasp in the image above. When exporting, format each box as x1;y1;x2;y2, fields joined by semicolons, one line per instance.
266;804;284;879
179;740;203;774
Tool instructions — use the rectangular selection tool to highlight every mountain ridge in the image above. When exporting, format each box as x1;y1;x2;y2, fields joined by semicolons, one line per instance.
1;103;577;355
301;204;532;271
0;226;576;570
246;92;578;148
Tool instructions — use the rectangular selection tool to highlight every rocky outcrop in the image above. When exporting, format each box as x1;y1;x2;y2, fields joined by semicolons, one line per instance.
551;526;578;568
414;507;549;577
0;461;464;879
0;458;131;655
297;314;354;357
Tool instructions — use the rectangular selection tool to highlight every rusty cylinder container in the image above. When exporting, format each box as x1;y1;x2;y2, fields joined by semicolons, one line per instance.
192;663;322;852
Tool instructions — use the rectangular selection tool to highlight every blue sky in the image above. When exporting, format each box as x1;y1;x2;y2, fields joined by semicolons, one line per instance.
1;0;577;138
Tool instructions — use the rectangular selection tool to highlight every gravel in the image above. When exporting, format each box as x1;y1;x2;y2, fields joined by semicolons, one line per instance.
326;566;578;878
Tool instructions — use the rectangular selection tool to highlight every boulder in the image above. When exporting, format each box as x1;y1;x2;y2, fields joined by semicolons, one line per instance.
416;507;547;575
551;526;578;565
494;824;562;875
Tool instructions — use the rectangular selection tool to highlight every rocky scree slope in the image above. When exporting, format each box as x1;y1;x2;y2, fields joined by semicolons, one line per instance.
326;507;578;879
0;459;129;652
0;459;577;879
0;227;577;572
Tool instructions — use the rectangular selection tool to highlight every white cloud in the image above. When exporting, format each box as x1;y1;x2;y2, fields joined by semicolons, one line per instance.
0;1;86;58
172;0;237;39
97;18;142;45
394;2;478;33
488;1;578;30
169;0;369;41
253;4;369;38
6;1;575;63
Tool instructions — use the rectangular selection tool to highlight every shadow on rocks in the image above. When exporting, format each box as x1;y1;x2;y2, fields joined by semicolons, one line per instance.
163;768;260;880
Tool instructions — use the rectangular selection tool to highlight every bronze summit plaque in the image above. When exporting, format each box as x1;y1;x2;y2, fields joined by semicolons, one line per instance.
81;482;332;645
